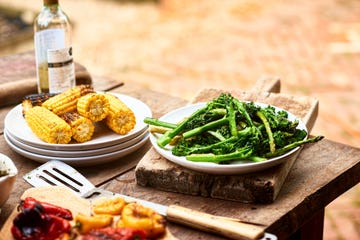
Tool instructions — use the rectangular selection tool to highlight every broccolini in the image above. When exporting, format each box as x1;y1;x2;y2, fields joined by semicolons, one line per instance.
144;93;324;164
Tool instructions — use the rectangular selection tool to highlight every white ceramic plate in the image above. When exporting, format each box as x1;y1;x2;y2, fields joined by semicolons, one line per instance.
4;131;149;167
4;93;152;151
149;102;308;175
4;128;148;158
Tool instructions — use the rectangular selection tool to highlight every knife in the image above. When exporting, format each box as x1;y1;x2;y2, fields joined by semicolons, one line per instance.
24;160;277;240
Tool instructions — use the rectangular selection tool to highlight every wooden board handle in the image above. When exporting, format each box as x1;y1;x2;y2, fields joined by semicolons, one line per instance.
167;205;265;240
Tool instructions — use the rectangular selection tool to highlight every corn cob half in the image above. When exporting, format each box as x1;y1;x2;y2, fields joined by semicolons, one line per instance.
60;112;95;143
104;94;136;135
24;106;72;144
42;85;94;115
22;93;57;116
77;93;109;122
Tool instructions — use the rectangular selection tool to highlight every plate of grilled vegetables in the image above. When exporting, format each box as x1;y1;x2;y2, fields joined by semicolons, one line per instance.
145;93;323;174
4;85;152;166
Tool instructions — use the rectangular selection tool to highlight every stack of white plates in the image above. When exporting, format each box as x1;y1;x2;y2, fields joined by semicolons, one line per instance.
4;93;152;167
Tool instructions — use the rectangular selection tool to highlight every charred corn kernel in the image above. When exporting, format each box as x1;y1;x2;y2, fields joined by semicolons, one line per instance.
77;93;109;122
23;93;57;106
104;94;136;135
42;85;94;115
121;202;166;238
92;197;126;215
24;106;72;144
75;214;113;234
21;93;57;116
22;99;33;117
60;112;95;143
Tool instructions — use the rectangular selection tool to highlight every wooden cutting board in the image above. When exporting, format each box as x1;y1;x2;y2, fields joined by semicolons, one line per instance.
0;186;176;239
0;186;90;239
135;83;319;203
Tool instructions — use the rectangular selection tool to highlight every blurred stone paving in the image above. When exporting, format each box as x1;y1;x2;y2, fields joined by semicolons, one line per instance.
0;0;359;239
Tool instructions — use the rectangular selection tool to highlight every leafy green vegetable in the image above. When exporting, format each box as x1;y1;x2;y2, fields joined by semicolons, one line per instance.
144;93;324;164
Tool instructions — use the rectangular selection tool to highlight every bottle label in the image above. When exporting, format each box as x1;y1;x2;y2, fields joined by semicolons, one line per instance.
34;29;66;64
47;47;75;93
34;28;68;93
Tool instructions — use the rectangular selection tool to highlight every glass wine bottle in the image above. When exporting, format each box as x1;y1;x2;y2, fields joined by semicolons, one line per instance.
34;0;75;93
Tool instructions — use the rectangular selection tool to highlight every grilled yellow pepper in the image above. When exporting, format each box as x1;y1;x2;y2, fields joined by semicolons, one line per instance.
75;214;113;234
119;202;166;238
93;197;126;215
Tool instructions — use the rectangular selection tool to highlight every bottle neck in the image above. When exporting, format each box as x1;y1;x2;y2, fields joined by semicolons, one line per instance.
43;0;59;6
42;0;61;14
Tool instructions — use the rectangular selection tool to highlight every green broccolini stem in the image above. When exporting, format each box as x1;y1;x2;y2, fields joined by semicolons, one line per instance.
183;100;237;139
209;108;227;116
257;110;276;153
248;156;268;162
182;117;229;139
186;147;253;163
157;107;208;147
226;101;238;137
233;98;263;139
264;135;324;158
232;98;254;127
185;136;238;155
144;117;177;129
207;130;226;141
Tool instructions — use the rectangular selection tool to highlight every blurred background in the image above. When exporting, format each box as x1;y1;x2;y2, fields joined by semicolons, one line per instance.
0;0;359;239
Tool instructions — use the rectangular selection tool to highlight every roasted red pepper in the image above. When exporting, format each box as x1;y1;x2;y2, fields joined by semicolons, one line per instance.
11;199;72;240
20;197;73;220
82;227;147;240
11;197;73;240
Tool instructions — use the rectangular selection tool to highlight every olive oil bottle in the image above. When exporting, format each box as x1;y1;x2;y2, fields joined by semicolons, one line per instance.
34;0;75;93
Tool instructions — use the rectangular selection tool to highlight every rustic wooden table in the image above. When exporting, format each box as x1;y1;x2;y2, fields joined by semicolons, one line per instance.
0;52;359;240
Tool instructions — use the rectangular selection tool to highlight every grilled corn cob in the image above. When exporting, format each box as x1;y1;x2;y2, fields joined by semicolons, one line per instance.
77;93;109;122
60;112;95;143
42;85;94;115
22;93;57;116
24;106;72;144
104;94;136;135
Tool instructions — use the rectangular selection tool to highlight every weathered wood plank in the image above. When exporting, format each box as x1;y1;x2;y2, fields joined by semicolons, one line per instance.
250;75;281;93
